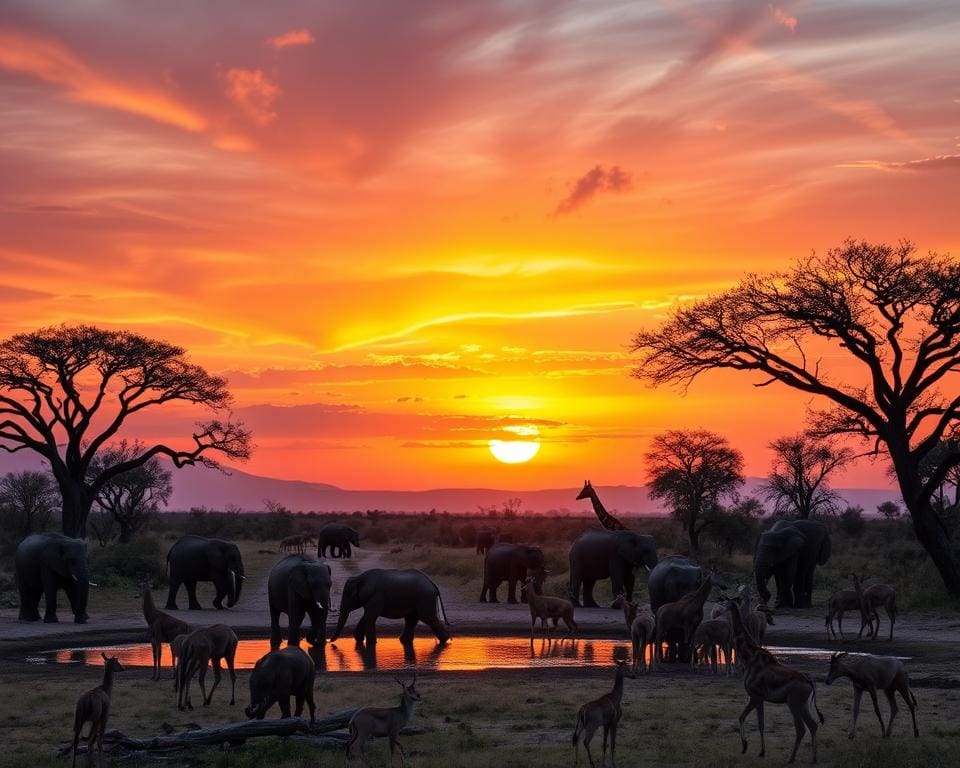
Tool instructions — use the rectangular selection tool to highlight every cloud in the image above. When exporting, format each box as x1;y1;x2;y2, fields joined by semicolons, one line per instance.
224;68;280;125
840;155;960;172
769;5;798;32
0;30;206;132
265;29;315;49
553;165;633;215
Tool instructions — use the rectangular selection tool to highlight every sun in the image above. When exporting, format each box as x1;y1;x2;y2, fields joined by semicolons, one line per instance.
488;424;541;464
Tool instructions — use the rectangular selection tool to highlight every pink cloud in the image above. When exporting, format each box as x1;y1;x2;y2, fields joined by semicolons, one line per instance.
224;67;280;125
769;5;798;32
266;29;315;49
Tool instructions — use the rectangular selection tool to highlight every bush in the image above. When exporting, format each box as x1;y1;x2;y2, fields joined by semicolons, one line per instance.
89;537;166;587
838;505;865;537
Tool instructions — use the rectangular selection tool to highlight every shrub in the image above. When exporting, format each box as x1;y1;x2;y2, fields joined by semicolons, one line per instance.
838;505;865;537
89;536;166;587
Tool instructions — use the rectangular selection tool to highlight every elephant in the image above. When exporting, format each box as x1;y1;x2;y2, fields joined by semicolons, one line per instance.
568;528;658;607
330;568;450;646
647;555;705;612
268;554;332;648
754;518;831;608
316;523;360;559
480;543;546;603
165;535;245;610
475;526;498;555
244;646;316;722
15;533;91;623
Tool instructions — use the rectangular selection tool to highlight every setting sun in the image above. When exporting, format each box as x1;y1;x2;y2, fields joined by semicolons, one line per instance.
488;425;541;465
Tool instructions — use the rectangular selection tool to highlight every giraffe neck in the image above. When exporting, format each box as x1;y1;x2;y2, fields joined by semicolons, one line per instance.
589;489;626;531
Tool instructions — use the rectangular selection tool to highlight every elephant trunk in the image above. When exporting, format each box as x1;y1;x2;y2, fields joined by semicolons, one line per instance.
330;602;351;642
755;567;771;604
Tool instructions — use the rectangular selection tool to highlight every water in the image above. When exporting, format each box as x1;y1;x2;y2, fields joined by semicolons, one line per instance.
29;636;634;672
27;638;902;673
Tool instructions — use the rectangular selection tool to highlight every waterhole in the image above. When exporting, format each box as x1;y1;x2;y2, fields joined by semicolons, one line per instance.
26;638;883;672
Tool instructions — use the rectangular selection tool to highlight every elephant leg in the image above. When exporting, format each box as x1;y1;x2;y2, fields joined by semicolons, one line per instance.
270;609;284;650
507;577;519;604
41;573;59;623
609;568;626;604
582;579;599;609
185;581;202;611
489;579;501;603
18;580;41;621
400;614;418;645
569;563;583;607
623;569;636;603
165;576;181;610
479;578;489;602
305;683;316;723
362;601;382;646
279;696;291;718
352;613;367;645
288;605;306;646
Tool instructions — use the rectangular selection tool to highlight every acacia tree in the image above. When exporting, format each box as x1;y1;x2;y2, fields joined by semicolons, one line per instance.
90;440;173;542
644;429;744;556
632;240;960;594
0;325;252;538
0;470;59;535
762;434;853;519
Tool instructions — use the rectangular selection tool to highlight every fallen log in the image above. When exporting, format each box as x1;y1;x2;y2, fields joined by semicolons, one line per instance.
60;711;425;757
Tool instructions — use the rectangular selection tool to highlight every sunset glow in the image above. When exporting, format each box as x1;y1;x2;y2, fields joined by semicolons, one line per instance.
2;1;957;491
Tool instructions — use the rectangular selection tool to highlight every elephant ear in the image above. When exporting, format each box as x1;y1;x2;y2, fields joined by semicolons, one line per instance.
44;541;71;579
817;533;832;565
206;541;227;569
783;530;806;559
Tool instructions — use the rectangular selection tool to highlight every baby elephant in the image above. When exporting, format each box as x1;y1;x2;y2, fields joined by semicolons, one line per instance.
244;646;316;723
826;651;918;739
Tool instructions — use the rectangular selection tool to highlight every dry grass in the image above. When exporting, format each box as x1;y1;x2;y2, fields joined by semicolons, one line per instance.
2;658;959;768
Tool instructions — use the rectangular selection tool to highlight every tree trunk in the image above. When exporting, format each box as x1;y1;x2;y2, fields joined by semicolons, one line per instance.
907;497;960;596
59;483;93;539
118;516;133;543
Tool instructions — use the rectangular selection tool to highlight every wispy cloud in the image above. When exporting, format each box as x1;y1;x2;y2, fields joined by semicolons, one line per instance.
0;30;206;131
224;68;280;125
839;154;960;172
553;165;633;215
266;29;315;49
769;5;798;32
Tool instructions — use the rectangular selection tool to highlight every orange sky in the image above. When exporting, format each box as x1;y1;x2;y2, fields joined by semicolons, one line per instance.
1;1;958;490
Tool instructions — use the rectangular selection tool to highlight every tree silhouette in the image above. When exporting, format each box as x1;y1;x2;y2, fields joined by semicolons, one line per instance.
763;434;853;519
0;470;59;536
632;240;960;594
89;440;173;542
644;429;744;557
0;325;251;538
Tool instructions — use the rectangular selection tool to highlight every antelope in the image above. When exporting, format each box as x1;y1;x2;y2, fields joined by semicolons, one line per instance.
619;595;656;673
825;574;871;641
572;661;634;767
71;653;124;768
825;651;918;739
727;600;823;764
346;675;421;767
523;576;577;637
177;624;238;710
859;583;898;641
691;618;734;676
141;584;191;681
653;572;720;668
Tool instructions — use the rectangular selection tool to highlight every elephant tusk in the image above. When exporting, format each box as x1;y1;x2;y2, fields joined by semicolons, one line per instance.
643;565;652;573
239;574;247;581
88;581;99;587
317;602;327;611
71;575;79;582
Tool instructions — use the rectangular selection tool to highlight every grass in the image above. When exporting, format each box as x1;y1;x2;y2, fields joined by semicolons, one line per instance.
1;660;959;767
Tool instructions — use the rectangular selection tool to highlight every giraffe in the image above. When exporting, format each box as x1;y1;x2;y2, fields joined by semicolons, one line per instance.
576;480;628;531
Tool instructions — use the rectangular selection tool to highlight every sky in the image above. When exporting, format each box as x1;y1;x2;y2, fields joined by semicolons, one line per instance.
0;1;958;491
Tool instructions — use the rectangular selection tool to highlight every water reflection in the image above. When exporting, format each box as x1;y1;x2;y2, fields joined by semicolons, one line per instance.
43;636;633;672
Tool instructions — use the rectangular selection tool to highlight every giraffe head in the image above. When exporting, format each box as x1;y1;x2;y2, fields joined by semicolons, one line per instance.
576;480;593;500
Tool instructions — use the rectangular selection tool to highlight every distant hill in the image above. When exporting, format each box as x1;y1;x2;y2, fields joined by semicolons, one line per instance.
0;451;901;516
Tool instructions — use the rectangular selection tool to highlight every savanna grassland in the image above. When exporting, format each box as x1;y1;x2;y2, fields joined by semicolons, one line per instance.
2;511;960;768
